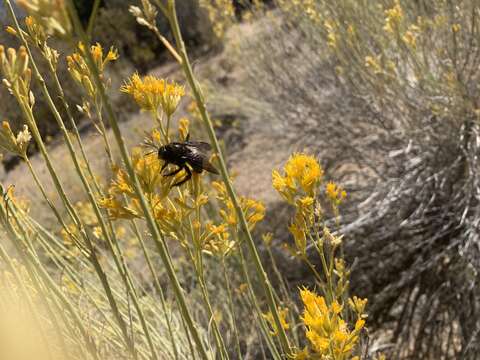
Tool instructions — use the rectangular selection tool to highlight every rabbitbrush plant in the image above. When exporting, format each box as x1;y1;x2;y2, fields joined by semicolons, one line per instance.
202;0;480;358
0;0;371;359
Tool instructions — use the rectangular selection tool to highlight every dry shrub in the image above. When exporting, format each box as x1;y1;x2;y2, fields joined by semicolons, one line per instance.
222;1;480;358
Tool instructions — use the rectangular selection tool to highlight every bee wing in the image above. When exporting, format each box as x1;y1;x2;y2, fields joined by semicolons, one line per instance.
185;141;212;152
201;158;220;174
186;150;219;175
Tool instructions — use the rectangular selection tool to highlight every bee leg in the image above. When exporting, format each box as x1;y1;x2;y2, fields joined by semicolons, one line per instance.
164;166;183;177
160;162;169;173
172;166;192;187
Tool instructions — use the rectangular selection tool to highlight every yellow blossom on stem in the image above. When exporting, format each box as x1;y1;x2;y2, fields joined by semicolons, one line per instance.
273;153;323;203
402;24;420;48
263;307;290;336
98;196;141;220
291;347;310;360
326;181;347;206
178;117;190;141
288;222;307;256
121;73;185;116
0;121;31;157
213;180;266;232
19;16;48;48
203;222;235;257
0;46;33;106
262;232;273;247
365;55;382;74
452;24;461;33
67;43;118;98
348;296;368;318
300;288;365;359
384;0;403;33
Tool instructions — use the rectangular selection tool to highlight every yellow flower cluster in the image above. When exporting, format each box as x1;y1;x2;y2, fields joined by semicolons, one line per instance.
212;181;266;232
324;19;338;48
99;136;228;252
402;24;421;48
326;181;347;206
364;55;382;75
277;0;321;24
451;24;461;33
6;16;47;49
263;307;290;336
121;73;185;116
0;45;33;107
383;0;403;34
299;288;366;360
0;121;31;158
99;147;181;223
273;154;326;255
67;43;119;99
273;153;323;204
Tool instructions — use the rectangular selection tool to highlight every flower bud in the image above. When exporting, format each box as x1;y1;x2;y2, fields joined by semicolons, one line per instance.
0;45;6;75
16;46;29;76
5;26;17;36
7;47;16;67
82;75;95;98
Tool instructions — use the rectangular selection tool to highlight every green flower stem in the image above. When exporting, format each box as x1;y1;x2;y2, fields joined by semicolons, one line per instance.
313;230;335;303
151;25;183;64
221;259;243;360
65;2;211;359
266;247;301;348
87;0;102;38
184;239;229;360
24;156;87;250
131;221;180;360
93;99;115;165
237;246;282;360
165;1;292;356
189;179;229;359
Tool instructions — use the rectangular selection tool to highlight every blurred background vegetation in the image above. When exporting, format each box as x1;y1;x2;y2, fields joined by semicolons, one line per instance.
1;0;479;358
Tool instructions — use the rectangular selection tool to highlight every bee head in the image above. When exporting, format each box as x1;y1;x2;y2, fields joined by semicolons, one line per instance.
157;145;168;160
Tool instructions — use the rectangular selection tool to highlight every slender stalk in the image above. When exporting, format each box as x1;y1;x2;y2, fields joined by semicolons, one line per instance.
165;1;292;355
65;2;211;358
237;246;282;360
24;156;88;252
266;248;300;347
151;25;183;64
47;62;103;195
185;244;229;360
221;259;242;359
87;0;102;38
131;221;180;360
189;180;229;359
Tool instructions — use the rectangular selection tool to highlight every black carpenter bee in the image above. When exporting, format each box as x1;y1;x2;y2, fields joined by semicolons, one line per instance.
144;134;219;187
